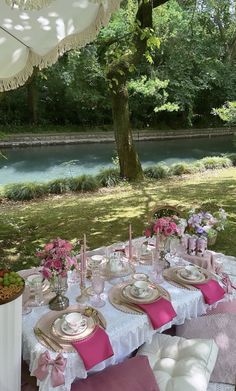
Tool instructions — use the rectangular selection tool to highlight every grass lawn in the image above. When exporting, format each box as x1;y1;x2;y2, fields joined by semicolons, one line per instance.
0;167;236;271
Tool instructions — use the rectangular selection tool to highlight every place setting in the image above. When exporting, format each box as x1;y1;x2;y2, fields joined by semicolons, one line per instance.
109;277;176;329
163;264;225;304
34;304;113;370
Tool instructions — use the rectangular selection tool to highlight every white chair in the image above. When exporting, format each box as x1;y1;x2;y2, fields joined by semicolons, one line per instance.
137;333;219;391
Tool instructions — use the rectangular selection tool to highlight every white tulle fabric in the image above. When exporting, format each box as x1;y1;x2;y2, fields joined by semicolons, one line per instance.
22;250;235;391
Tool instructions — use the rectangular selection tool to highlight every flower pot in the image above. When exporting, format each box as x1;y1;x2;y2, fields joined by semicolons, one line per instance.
207;232;217;246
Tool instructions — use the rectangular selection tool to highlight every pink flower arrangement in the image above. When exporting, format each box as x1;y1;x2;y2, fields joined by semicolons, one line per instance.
145;216;180;239
36;238;79;280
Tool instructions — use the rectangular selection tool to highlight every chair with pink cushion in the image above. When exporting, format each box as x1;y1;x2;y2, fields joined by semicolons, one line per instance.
70;355;159;391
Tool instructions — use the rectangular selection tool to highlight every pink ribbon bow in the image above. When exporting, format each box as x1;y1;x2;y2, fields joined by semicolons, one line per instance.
221;272;236;294
33;351;67;387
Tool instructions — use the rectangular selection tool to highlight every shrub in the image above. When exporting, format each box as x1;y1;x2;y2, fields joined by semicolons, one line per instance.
46;179;69;194
169;162;192;176
96;168;121;187
190;161;205;173
68;175;98;192
200;156;232;170
4;182;46;201
227;153;236;166
144;164;169;179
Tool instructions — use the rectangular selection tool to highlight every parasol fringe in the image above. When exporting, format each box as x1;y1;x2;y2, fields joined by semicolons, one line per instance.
5;0;105;11
0;0;121;91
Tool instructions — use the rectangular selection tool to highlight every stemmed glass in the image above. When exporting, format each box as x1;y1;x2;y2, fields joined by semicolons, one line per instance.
151;251;164;284
90;270;105;308
168;238;185;266
22;285;32;315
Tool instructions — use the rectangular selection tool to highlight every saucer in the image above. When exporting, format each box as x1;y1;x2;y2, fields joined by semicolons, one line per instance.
61;319;87;336
179;270;202;280
176;268;206;283
122;283;160;304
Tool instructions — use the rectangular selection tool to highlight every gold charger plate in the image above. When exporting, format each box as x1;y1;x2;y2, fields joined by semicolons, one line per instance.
122;283;160;304
34;305;105;353
108;282;170;315
176;268;206;284
163;266;211;290
51;313;96;341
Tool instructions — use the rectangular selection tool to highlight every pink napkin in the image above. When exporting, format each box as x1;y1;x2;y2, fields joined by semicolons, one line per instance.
193;279;225;305
72;326;114;370
137;297;176;329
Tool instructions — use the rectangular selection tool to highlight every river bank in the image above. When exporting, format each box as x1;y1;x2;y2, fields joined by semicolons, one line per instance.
0;127;235;148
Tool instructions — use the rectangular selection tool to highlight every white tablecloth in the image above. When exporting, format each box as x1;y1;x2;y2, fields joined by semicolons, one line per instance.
22;251;235;391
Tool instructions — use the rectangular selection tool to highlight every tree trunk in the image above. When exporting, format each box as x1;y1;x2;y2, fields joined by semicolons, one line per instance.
110;76;143;180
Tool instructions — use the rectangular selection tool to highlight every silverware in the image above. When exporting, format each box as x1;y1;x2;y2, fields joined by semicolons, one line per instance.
34;327;63;351
113;298;144;314
84;307;106;329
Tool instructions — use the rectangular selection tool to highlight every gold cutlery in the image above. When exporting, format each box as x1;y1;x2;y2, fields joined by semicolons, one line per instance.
34;327;63;351
113;298;144;314
84;307;106;329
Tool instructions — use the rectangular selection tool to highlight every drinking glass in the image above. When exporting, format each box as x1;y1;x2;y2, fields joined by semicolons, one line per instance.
22;285;32;315
90;270;105;308
151;254;164;284
168;238;185;266
31;277;44;306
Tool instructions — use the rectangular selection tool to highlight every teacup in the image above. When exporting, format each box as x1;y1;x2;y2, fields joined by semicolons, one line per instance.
64;312;87;331
132;273;149;282
185;265;201;277
91;255;104;263
132;280;149;297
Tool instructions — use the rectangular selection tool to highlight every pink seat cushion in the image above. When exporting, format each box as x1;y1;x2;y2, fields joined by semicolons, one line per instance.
71;355;159;391
176;298;236;384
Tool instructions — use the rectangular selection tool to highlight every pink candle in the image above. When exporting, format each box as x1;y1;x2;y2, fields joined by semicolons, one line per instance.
155;234;159;257
129;224;133;261
80;245;84;286
83;233;87;269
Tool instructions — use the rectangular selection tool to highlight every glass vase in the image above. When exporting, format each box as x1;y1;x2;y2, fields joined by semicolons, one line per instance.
159;236;170;269
49;275;69;311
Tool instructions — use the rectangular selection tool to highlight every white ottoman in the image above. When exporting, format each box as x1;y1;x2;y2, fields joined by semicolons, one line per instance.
137;334;218;391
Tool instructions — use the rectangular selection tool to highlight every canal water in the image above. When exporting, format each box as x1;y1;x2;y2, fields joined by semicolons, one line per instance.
0;135;235;185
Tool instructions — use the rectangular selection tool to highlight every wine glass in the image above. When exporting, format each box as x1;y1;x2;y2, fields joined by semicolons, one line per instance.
31;277;44;306
151;252;164;284
90;270;105;308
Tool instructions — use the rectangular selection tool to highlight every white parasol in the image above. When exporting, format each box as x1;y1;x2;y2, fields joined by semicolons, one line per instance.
0;0;121;91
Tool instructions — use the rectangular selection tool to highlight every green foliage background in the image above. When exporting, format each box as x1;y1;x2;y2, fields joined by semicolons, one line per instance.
1;0;236;129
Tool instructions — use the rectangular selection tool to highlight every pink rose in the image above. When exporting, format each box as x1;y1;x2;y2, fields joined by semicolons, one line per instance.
164;227;173;236
42;268;52;279
44;260;53;269
145;228;151;237
53;259;62;270
44;243;54;251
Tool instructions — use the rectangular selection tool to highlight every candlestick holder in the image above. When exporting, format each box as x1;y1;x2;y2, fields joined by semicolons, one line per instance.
76;272;87;304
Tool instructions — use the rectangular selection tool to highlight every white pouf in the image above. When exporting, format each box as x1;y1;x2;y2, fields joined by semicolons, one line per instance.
0;295;22;391
137;333;218;391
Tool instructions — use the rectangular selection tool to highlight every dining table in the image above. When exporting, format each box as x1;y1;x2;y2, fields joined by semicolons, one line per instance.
20;243;233;391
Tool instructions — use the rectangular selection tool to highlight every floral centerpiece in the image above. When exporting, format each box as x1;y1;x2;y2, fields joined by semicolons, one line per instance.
186;208;227;243
36;238;80;310
145;216;185;240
